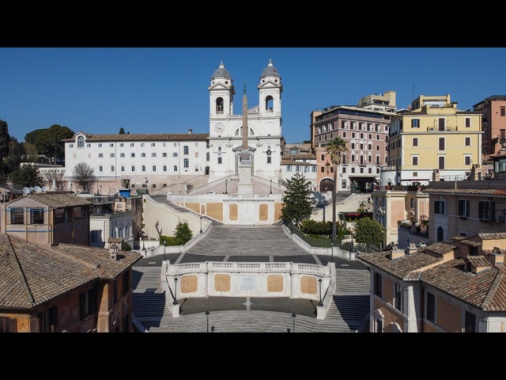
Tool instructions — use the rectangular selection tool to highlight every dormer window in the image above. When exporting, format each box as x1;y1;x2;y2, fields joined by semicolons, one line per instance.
77;136;84;148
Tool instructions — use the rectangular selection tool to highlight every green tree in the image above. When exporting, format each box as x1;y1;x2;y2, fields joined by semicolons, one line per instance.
353;217;386;250
326;136;348;241
0;120;10;172
174;222;193;245
281;172;313;227
10;165;44;189
72;162;96;193
25;124;74;163
3;137;25;175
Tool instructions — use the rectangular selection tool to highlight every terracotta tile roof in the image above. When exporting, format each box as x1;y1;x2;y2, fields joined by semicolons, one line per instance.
461;239;482;247
421;259;506;311
479;232;506;240
422;242;456;255
423;188;506;196
21;193;93;208
63;133;209;142
358;250;442;280
0;234;142;310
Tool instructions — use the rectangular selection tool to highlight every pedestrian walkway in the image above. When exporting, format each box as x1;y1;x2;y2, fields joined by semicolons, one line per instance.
132;224;371;333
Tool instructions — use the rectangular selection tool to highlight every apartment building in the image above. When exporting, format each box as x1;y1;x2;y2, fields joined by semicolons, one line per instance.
359;234;506;333
382;94;482;186
1;192;93;247
311;91;394;194
372;184;429;247
473;95;506;163
280;143;317;190
0;233;142;332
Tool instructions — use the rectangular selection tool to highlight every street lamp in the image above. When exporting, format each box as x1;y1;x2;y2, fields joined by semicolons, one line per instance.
173;277;179;305
330;241;334;262
200;216;203;233
318;278;323;307
270;179;272;194
205;311;210;333
292;313;296;333
225;179;228;194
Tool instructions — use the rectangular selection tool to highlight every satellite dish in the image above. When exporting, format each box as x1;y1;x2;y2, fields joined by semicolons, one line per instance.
34;186;42;193
41;186;47;192
23;187;30;194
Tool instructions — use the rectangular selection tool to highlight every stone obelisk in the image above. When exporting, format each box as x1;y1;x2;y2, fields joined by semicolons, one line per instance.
238;83;253;195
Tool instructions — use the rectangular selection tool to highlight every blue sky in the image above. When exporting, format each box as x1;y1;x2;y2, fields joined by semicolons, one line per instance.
1;47;505;144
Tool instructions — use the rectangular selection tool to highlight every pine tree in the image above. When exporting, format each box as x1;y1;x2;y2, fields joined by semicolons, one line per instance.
281;172;313;227
174;222;193;245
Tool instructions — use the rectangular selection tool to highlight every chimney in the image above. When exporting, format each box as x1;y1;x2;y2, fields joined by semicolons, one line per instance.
389;247;405;260
108;238;122;260
490;247;504;266
188;129;193;134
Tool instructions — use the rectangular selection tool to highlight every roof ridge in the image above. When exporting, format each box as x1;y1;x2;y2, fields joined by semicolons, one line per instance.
481;267;504;311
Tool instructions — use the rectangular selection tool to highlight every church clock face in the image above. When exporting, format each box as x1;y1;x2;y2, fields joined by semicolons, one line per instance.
214;124;225;134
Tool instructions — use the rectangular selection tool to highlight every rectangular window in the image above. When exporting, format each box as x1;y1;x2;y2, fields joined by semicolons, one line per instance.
464;311;476;332
413;138;418;147
130;143;134;147
412;156;418;166
394;283;401;311
426;292;435;323
373;272;382;298
438;118;445;131
478;201;495;220
10;208;24;224
98;153;103;158
173;152;178;157
131;153;135;158
162;153;167;157
183;146;189;155
80;288;97;320
174;165;178;171
119;143;124;147
30;208;44;224
141;153;146;157
120;153;125;157
151;153;156;157
501;107;505;117
38;306;57;333
465;137;471;146
0;316;17;333
439;156;445;170
458;200;470;217
267;156;272;164
98;143;102;148
434;200;445;214
465;117;471;128
151;143;155;147
110;153;114;158
465;156;471;165
411;119;420;128
218;157;222;164
206;152;210;161
439;138;445;150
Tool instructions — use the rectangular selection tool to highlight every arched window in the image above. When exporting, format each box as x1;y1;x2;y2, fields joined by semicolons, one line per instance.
77;136;84;148
265;95;274;111
216;97;224;113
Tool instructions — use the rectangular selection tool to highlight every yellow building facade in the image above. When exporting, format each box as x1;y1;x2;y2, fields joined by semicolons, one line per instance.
382;94;482;186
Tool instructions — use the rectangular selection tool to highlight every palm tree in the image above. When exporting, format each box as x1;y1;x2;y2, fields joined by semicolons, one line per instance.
326;137;348;241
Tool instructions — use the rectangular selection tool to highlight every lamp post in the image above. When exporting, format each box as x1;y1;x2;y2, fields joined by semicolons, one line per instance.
270;179;272;194
99;185;102;195
200;216;203;233
205;311;210;333
318;278;323;307
330;241;334;262
225;179;228;194
173;277;179;305
292;313;296;333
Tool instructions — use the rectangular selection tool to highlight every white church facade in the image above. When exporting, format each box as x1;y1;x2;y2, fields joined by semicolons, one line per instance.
63;59;287;197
